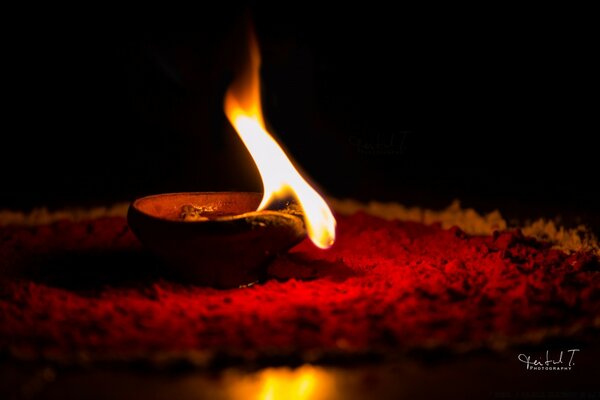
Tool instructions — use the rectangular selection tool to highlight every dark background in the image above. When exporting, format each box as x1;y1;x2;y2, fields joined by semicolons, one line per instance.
3;6;597;225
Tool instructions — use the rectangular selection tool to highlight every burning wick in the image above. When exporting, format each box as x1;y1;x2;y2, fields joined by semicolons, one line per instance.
224;25;336;249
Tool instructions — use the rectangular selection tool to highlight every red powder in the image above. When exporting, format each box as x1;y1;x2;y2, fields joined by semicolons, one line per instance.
0;213;598;360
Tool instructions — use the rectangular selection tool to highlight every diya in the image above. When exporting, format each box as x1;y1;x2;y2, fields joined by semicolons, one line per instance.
127;192;306;288
128;25;336;288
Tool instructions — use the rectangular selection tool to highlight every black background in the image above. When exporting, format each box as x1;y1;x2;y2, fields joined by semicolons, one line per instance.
3;6;597;225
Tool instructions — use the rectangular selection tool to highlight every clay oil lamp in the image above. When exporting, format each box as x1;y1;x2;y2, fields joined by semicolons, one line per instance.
128;27;336;288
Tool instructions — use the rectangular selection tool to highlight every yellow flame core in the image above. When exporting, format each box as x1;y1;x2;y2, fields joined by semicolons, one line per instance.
224;28;336;249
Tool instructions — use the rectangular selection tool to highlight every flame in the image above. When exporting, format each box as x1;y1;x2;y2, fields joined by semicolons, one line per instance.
224;26;336;249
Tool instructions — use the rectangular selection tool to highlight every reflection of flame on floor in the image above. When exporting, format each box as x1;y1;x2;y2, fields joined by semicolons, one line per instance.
228;365;334;400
